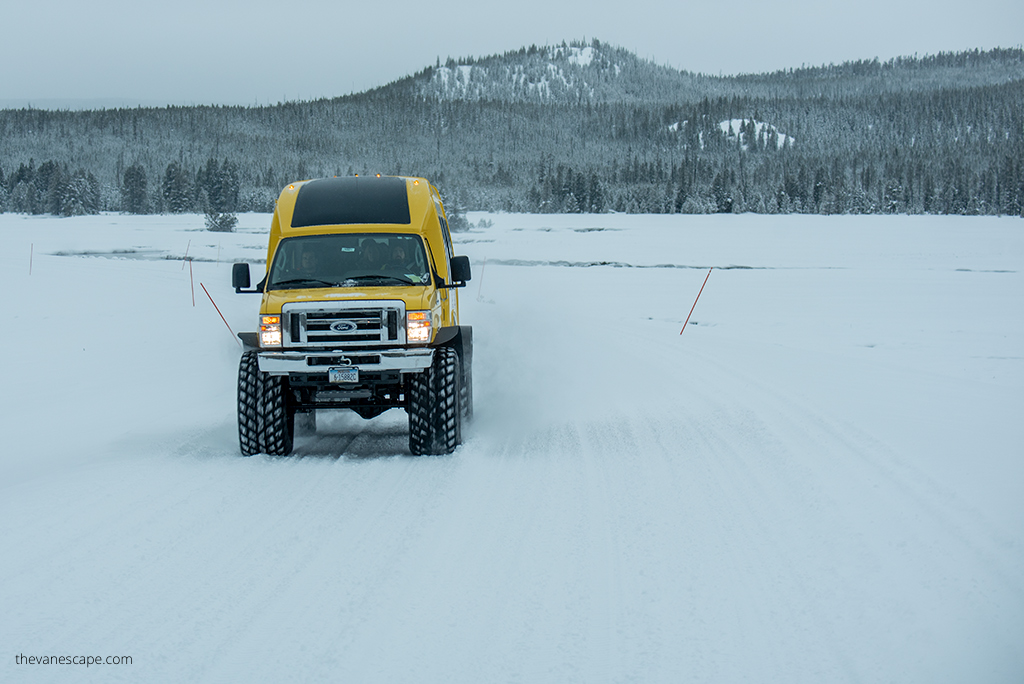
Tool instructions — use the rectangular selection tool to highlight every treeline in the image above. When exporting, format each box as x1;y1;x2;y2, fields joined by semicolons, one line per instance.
1;46;1022;218
1;156;258;216
1;160;101;216
516;145;1024;217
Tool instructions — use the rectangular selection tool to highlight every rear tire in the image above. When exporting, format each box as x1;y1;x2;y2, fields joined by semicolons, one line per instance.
408;347;462;455
237;350;295;456
460;347;473;421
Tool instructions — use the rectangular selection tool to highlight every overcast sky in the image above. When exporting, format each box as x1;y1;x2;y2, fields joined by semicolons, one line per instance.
2;0;1021;109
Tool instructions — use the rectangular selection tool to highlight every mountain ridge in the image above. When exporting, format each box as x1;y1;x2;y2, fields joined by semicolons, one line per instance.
347;40;1024;106
1;41;1022;218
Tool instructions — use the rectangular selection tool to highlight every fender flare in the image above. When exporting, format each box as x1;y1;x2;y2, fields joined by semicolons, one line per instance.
431;326;473;365
238;332;259;351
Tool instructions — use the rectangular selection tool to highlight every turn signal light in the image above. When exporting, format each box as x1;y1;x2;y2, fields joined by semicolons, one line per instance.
407;311;431;343
260;315;282;347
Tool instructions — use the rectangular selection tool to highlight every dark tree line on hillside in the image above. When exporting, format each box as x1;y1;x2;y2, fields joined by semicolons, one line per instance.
1;156;242;216
2;160;101;216
1;46;1022;218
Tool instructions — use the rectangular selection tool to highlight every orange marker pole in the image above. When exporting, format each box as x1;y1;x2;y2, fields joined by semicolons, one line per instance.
189;259;195;307
476;258;487;301
680;268;712;335
201;283;241;348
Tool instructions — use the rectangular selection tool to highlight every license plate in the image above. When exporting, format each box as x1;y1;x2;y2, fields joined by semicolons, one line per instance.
328;367;358;383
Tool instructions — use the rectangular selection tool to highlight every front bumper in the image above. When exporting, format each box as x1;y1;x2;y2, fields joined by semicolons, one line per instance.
258;348;434;376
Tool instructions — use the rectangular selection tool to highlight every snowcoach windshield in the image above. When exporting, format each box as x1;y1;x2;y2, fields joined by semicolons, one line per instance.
267;234;431;290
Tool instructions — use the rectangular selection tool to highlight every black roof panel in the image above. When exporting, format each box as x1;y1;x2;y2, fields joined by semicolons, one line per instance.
291;176;411;227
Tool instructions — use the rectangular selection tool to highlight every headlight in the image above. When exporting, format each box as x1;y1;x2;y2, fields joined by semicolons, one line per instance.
260;315;282;347
407;310;431;343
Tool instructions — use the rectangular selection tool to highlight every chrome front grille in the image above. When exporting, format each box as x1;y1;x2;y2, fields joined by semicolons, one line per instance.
307;310;383;344
281;301;405;348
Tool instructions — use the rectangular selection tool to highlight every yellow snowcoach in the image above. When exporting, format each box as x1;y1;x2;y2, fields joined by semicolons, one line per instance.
232;175;472;456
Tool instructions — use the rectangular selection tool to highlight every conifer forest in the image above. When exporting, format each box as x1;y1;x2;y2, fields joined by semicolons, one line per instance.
1;41;1022;221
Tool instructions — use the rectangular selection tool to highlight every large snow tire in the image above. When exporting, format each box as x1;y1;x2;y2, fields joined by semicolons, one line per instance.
258;372;294;456
459;347;473;421
237;350;295;456
237;351;261;456
408;347;462;455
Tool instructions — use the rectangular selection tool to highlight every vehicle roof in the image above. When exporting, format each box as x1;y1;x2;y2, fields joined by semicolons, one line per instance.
267;175;446;270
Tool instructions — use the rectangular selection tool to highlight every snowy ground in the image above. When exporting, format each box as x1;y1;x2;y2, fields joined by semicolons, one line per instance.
1;211;1022;683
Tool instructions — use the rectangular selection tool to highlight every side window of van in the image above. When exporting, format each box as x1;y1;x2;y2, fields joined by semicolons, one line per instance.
433;197;454;263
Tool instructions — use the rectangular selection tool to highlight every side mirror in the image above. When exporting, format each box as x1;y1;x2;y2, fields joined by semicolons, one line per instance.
450;255;471;285
232;262;251;292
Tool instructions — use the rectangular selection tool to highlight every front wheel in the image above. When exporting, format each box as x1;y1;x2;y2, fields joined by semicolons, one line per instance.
237;350;294;456
408;347;462;455
237;351;261;456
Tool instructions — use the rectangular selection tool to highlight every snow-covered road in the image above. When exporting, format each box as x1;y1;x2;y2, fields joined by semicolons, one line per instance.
2;212;1022;683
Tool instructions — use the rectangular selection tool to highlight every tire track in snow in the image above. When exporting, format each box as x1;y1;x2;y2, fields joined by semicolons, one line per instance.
688;337;1023;600
2;426;462;682
464;282;1020;681
665;335;1024;679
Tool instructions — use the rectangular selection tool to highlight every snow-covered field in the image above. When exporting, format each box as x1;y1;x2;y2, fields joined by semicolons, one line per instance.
2;211;1022;683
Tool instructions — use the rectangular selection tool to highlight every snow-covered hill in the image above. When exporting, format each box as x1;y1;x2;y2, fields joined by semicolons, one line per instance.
2;212;1022;683
393;41;1024;104
407;40;744;104
421;42;630;103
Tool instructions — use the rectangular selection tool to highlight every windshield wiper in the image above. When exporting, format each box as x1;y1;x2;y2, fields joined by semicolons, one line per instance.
342;275;416;286
270;277;338;289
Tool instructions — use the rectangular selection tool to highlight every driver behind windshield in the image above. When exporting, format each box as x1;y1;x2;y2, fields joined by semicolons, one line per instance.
384;242;427;283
